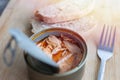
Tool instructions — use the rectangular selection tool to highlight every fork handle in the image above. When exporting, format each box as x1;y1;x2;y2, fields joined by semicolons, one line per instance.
97;59;106;80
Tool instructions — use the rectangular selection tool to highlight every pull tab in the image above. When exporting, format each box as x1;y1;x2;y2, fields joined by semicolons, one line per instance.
3;37;17;66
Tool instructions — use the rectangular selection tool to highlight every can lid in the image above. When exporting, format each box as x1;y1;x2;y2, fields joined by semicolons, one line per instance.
9;28;59;74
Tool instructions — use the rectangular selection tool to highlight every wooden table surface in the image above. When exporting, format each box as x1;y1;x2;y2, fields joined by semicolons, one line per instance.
0;0;120;80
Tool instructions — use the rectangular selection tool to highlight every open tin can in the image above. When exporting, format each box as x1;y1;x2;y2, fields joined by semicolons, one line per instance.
24;28;87;80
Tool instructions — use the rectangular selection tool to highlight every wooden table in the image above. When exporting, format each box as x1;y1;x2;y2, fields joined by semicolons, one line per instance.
0;0;120;80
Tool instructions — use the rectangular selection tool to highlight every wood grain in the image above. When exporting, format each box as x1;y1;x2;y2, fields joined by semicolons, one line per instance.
0;0;120;80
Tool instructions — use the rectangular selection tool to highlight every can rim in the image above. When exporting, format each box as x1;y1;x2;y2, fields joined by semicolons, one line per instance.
24;27;87;77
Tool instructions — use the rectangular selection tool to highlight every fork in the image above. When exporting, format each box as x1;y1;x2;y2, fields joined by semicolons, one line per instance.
97;25;116;80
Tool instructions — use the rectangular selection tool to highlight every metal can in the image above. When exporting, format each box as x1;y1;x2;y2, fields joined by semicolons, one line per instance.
24;28;87;80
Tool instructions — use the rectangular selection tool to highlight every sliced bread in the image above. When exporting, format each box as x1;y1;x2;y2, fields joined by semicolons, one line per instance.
31;16;98;34
35;0;95;23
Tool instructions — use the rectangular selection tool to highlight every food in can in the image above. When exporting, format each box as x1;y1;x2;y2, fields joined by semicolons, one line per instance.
37;34;83;73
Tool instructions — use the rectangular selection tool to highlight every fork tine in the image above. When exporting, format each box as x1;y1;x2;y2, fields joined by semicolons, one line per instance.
99;25;105;46
107;26;112;46
103;26;109;46
111;26;116;50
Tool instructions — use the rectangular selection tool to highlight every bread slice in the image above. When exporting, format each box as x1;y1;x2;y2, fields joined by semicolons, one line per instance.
35;0;95;23
31;16;98;34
